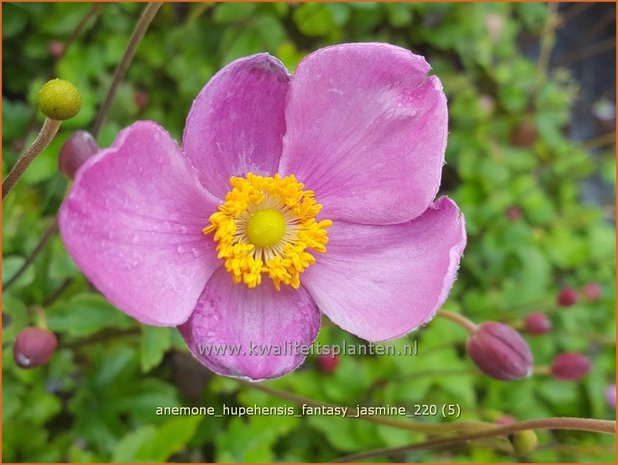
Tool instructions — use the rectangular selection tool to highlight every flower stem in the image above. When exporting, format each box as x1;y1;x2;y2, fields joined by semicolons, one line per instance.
4;3;161;288
3;220;58;291
92;2;162;138
57;4;102;62
3;118;62;200
238;380;490;434
333;417;616;462
437;309;478;334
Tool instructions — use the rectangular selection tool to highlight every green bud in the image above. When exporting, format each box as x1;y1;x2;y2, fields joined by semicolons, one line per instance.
38;78;81;120
511;430;538;455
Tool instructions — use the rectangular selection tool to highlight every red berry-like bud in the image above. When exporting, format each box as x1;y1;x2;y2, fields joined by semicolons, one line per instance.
13;327;58;368
506;206;522;222
509;119;538;148
582;282;602;302
557;287;578;307
48;40;65;59
134;89;150;108
467;322;533;381
316;353;340;373
524;312;552;335
605;384;616;409
12;138;25;152
58;130;99;179
551;352;592;381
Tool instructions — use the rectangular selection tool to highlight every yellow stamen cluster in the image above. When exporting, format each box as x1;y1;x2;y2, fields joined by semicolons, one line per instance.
204;173;332;290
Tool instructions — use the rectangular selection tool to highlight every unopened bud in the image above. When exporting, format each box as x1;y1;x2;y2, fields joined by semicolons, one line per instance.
509;118;538;148
582;282;602;302
316;353;340;374
524;312;551;335
134;89;150;108
511;430;538;455
13;327;58;368
495;414;516;426
506;206;522;222
48;40;65;59
467;322;533;381
551;352;592;381
557;287;578;307
38;78;81;121
58;130;99;179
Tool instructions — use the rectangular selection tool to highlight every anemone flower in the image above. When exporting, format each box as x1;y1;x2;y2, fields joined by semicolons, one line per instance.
59;43;466;381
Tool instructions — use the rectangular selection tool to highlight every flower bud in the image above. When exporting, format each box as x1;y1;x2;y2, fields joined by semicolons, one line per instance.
557;287;578;307
551;352;592;381
524;312;551;335
13;327;58;368
48;40;65;59
509;118;538;148
38;78;81;120
134;89;150;108
506;206;522;222
495;414;516;426
467;322;533;380
582;282;602;302
605;384;616;409
317;353;340;373
58;130;99;179
510;430;538;455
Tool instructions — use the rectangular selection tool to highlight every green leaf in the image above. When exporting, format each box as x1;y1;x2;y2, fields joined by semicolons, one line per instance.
213;2;255;23
140;326;172;372
47;293;134;337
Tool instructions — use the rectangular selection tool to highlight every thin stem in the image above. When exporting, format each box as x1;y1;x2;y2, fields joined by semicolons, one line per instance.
3;118;62;200
3;220;58;291
238;380;490;434
582;131;616;151
4;3;161;288
536;2;559;86
57;3;102;61
437;309;478;334
64;327;140;349
92;2;162;138
557;37;616;68
333;417;616;462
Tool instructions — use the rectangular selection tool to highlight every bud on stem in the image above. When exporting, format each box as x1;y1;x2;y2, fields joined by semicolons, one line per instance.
467;322;533;381
13;327;58;368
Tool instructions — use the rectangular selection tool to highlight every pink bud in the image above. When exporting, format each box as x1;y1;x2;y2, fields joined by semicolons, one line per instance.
48;40;65;59
467;322;533;381
316;353;340;374
58;130;99;179
506;206;522;222
551;352;592;381
582;283;602;302
134;89;150;108
495;414;516;426
605;384;616;409
524;312;552;335
13;327;58;368
484;13;504;42
557;287;578;307
12;138;25;152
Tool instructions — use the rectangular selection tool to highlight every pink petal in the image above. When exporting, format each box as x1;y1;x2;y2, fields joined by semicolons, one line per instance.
279;43;447;224
183;54;290;199
59;121;220;326
179;268;320;381
301;197;466;342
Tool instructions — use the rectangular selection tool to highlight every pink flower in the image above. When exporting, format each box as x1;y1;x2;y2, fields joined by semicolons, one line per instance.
59;43;466;381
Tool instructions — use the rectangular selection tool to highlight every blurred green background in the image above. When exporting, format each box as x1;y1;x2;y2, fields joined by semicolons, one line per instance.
2;2;616;462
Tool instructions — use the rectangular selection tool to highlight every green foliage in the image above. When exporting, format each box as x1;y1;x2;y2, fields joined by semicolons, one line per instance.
2;2;615;463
